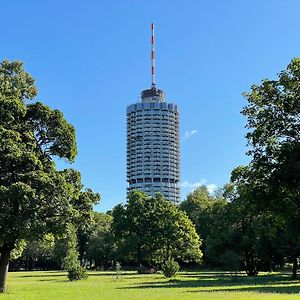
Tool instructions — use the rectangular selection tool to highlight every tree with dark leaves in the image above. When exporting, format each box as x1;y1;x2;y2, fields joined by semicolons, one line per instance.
0;61;99;292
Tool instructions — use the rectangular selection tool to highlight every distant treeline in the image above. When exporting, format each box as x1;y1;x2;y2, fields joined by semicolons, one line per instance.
9;185;290;278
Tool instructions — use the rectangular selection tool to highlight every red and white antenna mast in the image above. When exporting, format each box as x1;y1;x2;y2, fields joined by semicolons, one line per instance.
151;23;156;88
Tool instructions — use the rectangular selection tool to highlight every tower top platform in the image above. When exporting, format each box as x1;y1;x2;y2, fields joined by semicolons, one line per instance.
141;86;165;103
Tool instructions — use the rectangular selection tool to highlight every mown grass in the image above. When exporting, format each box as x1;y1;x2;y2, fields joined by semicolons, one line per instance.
0;270;299;300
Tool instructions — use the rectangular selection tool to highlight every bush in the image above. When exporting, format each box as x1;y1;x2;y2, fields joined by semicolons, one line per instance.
162;258;180;278
67;265;88;281
137;265;156;274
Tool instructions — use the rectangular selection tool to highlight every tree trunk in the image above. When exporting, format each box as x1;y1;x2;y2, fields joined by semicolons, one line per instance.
166;242;170;261
0;246;12;293
245;255;258;277
292;257;298;280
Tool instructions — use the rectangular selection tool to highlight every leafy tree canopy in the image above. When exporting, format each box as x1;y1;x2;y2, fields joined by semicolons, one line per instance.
0;60;99;292
241;58;300;279
112;191;202;266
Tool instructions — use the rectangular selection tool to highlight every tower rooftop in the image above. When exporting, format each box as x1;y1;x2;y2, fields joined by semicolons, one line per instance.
141;85;165;102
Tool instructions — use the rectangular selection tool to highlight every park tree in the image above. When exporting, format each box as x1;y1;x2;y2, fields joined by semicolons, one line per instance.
180;186;227;264
242;58;300;279
180;186;214;228
73;189;101;266
85;212;115;269
112;191;202;267
0;61;99;292
11;189;100;271
206;177;284;276
61;224;80;270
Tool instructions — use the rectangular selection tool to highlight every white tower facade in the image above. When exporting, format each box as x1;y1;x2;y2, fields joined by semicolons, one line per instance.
126;86;180;204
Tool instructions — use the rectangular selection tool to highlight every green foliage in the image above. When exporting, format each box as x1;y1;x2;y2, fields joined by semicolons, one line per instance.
205;183;284;276
197;59;300;278
67;265;88;281
242;58;300;278
218;250;241;275
26;102;77;161
0;61;37;101
0;60;99;292
180;186;213;224
0;61;78;247
162;258;180;278
85;212;115;269
20;234;55;270
180;186;227;265
10;240;27;260
112;191;202;266
61;224;79;270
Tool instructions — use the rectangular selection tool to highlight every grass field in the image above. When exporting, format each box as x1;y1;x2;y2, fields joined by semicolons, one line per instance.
0;270;299;300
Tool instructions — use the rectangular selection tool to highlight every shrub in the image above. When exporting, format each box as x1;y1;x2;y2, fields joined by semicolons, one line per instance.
162;258;180;278
137;265;156;274
67;265;88;281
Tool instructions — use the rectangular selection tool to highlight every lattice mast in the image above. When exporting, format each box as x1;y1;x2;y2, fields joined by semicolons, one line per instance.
151;23;155;88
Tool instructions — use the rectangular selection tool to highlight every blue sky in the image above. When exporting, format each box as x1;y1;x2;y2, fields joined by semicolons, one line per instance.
2;1;300;212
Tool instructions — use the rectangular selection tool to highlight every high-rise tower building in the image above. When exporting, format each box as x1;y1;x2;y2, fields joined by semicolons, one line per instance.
126;24;180;204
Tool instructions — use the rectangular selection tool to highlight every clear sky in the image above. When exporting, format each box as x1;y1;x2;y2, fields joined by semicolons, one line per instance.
2;0;300;212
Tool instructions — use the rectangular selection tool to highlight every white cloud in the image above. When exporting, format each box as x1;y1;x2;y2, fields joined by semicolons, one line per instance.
180;180;218;195
180;179;206;189
183;129;198;140
207;184;218;194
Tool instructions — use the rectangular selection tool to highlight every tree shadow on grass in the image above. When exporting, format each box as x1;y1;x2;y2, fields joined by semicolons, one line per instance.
17;271;137;281
118;272;300;294
187;285;300;294
19;273;66;278
18;271;130;277
37;278;68;282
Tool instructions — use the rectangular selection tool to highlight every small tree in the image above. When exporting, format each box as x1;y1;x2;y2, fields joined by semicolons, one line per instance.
162;258;180;278
67;265;88;281
62;224;79;270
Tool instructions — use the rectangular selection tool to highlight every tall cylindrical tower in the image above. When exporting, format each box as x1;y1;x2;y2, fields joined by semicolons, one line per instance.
126;23;180;204
126;87;180;204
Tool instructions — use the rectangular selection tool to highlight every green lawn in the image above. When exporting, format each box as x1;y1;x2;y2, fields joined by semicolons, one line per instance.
0;270;299;300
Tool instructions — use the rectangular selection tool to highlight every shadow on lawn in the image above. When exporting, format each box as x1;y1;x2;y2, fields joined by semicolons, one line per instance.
119;272;300;294
36;278;68;282
188;285;300;294
18;271;137;281
19;273;66;278
18;272;128;278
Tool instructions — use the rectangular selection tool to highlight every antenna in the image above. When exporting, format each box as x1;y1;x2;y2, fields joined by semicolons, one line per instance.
151;23;155;88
